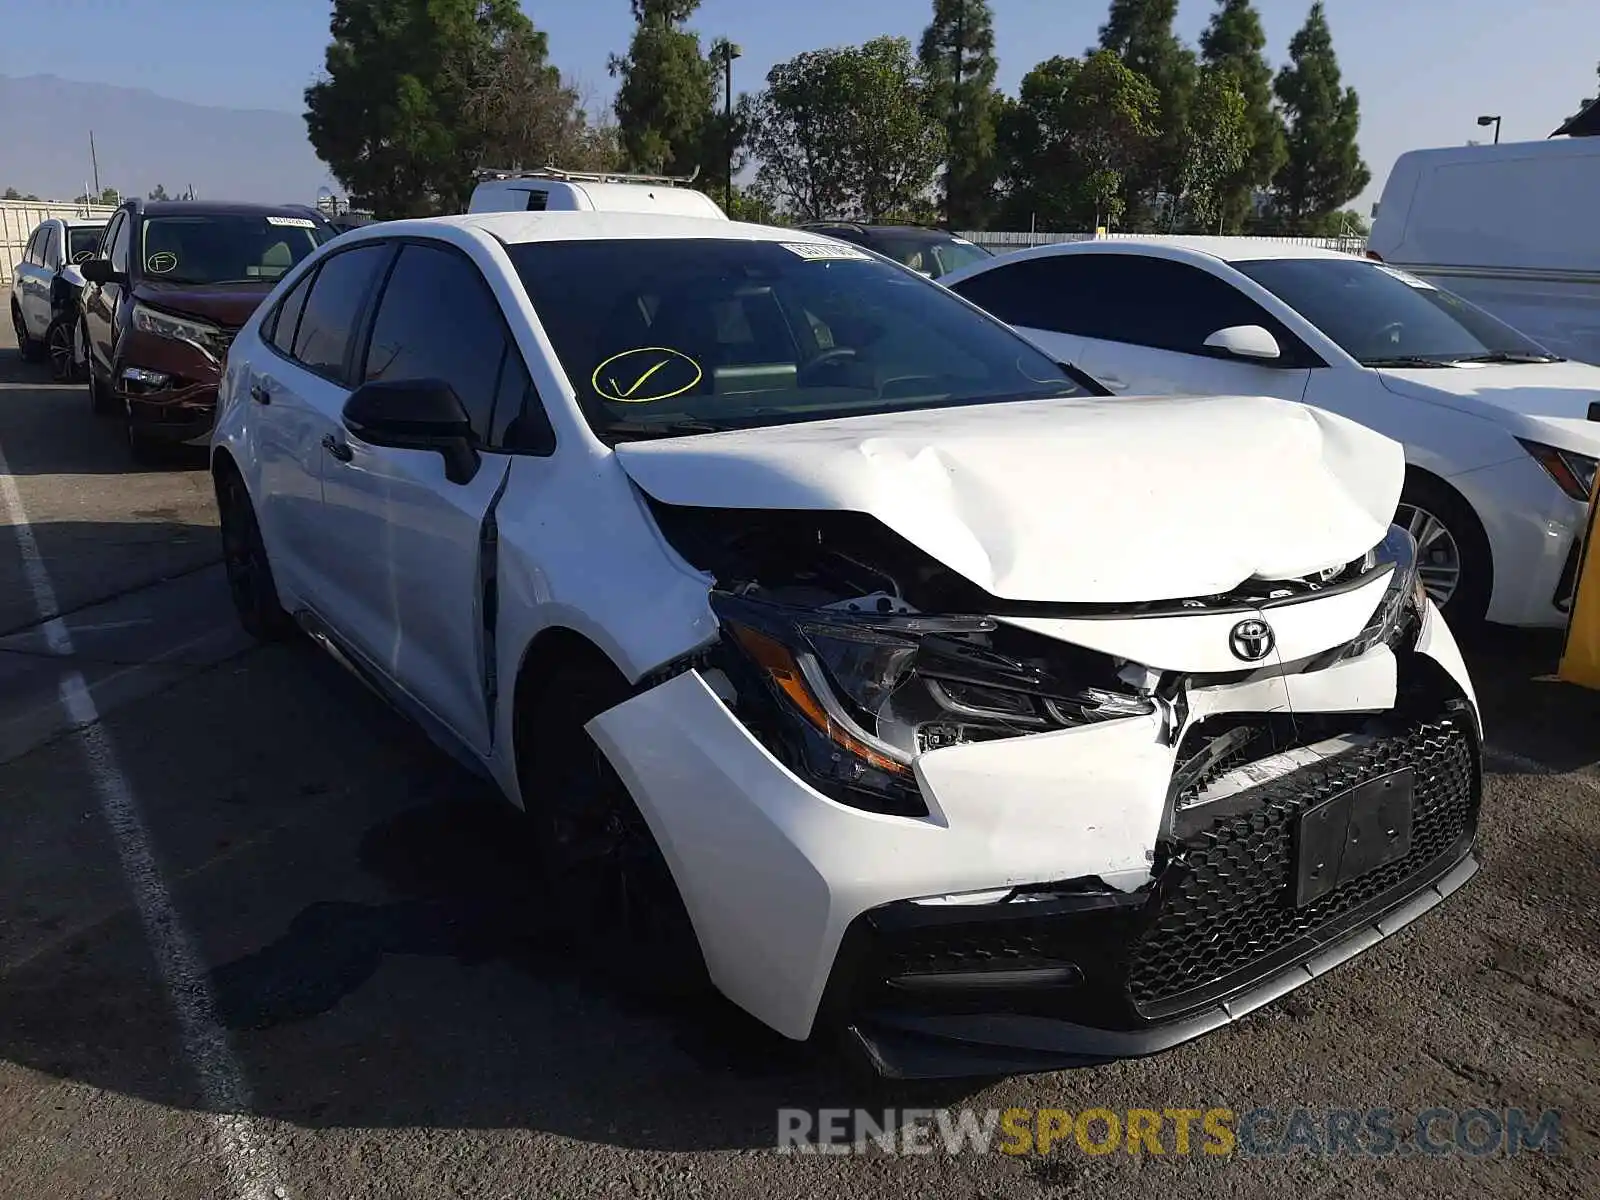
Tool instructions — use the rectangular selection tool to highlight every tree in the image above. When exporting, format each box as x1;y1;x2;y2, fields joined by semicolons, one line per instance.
74;187;119;206
996;51;1160;230
1273;2;1370;230
306;0;580;218
1173;67;1250;231
1095;0;1195;221
462;23;615;172
148;184;170;200
3;187;41;201
610;0;716;175
1199;0;1284;230
918;0;999;228
750;37;944;221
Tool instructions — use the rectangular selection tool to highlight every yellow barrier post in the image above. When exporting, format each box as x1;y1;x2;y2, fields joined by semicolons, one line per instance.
1558;474;1600;689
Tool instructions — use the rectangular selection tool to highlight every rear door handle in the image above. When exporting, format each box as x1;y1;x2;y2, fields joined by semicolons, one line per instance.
321;433;353;462
249;380;272;404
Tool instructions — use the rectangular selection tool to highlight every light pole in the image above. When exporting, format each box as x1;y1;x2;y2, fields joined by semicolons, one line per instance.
714;39;742;211
1477;114;1502;144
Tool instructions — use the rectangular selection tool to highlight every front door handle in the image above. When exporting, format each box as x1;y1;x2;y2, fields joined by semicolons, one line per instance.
321;433;353;462
249;380;272;404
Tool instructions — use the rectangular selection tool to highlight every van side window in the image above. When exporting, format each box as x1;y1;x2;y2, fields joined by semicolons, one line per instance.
525;190;549;212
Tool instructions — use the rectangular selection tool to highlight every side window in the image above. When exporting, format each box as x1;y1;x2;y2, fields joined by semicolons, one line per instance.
363;242;545;447
107;214;130;273
947;257;1093;335
43;226;61;269
267;268;317;357
22;229;42;266
524;190;549;212
289;243;391;382
489;344;555;453
1071;255;1311;362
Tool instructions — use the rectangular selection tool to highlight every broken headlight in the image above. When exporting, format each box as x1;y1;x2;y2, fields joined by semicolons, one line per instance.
1341;524;1428;660
711;591;1155;813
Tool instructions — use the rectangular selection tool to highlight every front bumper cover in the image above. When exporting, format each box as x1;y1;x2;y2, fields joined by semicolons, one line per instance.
586;597;1481;1070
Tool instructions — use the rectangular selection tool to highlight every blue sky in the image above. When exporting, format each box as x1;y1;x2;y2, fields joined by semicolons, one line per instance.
2;0;1594;212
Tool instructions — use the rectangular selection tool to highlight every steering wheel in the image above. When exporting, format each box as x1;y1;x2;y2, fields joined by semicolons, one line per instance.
798;346;858;385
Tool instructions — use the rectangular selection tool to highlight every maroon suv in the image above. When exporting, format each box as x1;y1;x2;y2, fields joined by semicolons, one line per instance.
80;200;334;458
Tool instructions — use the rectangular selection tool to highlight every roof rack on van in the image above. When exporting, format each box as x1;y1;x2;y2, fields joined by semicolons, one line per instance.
472;165;702;187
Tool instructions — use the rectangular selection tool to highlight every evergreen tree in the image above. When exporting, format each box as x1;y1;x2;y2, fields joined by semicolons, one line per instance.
918;0;999;228
1095;0;1195;220
610;0;716;175
1273;2;1369;229
1199;0;1284;230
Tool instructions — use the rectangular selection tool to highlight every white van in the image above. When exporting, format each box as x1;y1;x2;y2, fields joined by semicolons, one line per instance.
467;166;727;220
1366;136;1600;364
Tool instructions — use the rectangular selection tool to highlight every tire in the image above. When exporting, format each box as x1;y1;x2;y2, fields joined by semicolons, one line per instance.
11;302;43;362
1397;473;1492;631
215;465;291;640
518;663;709;999
46;315;80;382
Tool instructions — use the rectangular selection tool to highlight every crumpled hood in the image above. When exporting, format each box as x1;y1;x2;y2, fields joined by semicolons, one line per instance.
132;280;275;329
1379;360;1600;457
615;394;1404;604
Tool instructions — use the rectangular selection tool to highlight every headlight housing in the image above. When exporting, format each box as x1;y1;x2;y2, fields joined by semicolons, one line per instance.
1518;438;1598;503
1339;524;1427;661
712;592;1155;813
131;302;226;360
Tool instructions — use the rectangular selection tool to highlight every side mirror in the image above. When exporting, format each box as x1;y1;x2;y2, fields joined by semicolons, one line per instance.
342;378;481;484
79;258;122;286
1203;324;1282;362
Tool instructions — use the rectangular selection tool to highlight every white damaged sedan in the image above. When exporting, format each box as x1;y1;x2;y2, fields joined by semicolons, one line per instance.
211;212;1483;1078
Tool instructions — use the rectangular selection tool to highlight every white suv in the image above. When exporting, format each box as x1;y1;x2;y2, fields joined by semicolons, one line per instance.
212;212;1481;1078
9;216;104;376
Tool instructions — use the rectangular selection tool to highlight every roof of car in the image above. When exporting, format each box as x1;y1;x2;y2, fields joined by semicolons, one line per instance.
137;200;325;219
382;211;846;247
940;236;1358;285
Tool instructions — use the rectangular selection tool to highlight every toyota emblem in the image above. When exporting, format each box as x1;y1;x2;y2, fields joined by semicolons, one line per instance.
1229;618;1275;663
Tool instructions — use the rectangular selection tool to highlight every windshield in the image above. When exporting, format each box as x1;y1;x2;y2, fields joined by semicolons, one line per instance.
872;234;992;279
67;226;103;264
1233;257;1559;366
509;238;1084;443
139;214;329;286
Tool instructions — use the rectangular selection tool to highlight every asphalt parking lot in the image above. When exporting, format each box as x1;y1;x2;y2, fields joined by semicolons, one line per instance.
0;322;1595;1200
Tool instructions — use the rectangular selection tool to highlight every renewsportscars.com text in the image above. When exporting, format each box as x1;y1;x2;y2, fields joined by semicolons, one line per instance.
775;1106;1562;1158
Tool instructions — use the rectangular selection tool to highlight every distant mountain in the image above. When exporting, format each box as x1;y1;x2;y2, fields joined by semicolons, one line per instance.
0;74;337;205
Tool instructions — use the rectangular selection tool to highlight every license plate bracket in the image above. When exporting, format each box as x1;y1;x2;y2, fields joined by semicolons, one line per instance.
1294;769;1415;907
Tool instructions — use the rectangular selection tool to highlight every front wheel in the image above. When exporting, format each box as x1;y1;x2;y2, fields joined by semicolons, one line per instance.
46;315;80;382
1396;474;1492;630
518;664;709;999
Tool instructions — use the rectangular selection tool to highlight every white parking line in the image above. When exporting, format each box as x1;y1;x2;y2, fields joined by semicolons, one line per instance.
0;446;284;1200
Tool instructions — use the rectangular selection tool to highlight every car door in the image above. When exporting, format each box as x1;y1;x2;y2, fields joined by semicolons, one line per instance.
319;239;552;753
83;212;128;376
250;241;394;617
1060;254;1317;402
19;225;55;336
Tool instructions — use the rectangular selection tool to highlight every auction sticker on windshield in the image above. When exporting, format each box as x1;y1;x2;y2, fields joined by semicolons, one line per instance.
592;347;703;403
782;242;873;262
266;216;318;228
1373;264;1436;290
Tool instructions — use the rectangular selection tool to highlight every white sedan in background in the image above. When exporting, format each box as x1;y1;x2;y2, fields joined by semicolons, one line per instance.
210;213;1481;1078
944;238;1600;630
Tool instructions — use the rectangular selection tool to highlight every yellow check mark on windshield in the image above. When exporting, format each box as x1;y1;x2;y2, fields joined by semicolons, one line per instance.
609;358;671;399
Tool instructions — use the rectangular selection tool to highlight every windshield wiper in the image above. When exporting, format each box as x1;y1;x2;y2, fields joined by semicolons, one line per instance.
605;419;727;441
1441;351;1564;365
1360;355;1457;368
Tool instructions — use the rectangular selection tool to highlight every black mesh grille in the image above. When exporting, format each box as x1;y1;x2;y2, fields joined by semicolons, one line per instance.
1129;716;1477;1013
